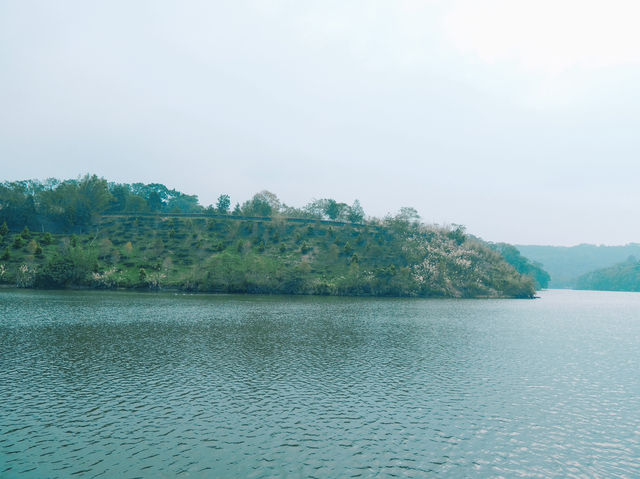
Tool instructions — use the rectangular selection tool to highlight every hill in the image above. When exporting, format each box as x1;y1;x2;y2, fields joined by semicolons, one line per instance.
488;243;550;289
515;244;640;288
575;256;640;292
0;176;536;298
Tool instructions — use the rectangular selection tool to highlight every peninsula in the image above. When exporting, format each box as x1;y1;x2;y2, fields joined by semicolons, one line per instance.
0;175;540;298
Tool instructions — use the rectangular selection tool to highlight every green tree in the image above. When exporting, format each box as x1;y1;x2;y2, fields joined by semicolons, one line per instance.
167;193;201;213
241;191;280;217
325;199;348;220
0;222;8;236
216;194;231;214
147;190;163;211
0;181;38;229
347;200;365;223
396;207;420;223
74;174;115;224
39;174;114;228
447;224;466;245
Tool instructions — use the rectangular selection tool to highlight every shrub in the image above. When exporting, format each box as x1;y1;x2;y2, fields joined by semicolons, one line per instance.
36;256;75;288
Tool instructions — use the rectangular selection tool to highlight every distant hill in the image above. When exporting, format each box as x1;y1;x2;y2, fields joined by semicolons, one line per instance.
516;244;640;288
576;256;640;292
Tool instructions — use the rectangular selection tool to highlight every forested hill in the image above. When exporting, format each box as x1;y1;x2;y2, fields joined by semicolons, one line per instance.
516;243;640;288
0;175;537;298
575;257;640;292
487;243;550;289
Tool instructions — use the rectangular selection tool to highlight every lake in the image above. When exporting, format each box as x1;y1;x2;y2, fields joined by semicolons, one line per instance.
1;289;639;478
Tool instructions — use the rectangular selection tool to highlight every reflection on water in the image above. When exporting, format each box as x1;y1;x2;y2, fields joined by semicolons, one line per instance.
1;289;640;477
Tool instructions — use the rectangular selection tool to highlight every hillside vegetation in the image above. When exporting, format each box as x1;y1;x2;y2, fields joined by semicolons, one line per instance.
488;243;550;289
0;175;537;298
516;244;640;288
575;256;640;292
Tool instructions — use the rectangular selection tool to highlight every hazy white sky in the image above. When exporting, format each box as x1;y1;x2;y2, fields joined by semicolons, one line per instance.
2;0;640;246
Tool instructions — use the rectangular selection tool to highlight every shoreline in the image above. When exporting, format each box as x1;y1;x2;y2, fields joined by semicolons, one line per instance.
0;284;535;299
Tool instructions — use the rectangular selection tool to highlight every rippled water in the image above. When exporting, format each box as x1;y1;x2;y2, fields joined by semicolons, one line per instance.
1;289;640;478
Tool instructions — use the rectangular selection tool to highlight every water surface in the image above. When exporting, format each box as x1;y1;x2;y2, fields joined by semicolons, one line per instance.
1;289;639;477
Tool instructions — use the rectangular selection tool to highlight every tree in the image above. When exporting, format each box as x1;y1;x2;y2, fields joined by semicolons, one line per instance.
303;199;328;219
241;191;281;217
0;182;38;229
76;174;115;223
0;222;8;236
325;199;339;219
325;199;348;220
255;191;281;211
39;174;114;228
216;194;231;214
447;224;466;245
106;184;131;212
347;200;365;223
167;194;201;213
147;190;163;211
396;207;420;223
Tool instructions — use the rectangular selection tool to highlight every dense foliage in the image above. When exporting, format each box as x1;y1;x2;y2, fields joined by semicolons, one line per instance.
575;256;640;292
0;175;366;233
0;176;537;298
489;243;550;288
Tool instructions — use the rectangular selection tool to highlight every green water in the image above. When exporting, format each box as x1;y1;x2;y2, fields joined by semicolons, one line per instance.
1;289;639;477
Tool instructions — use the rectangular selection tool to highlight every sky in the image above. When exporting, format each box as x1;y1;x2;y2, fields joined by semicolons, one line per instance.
2;0;640;246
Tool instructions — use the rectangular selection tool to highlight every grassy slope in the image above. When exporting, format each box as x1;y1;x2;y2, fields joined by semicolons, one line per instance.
0;215;535;298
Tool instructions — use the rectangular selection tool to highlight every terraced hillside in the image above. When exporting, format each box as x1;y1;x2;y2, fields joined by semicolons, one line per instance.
0;214;535;298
